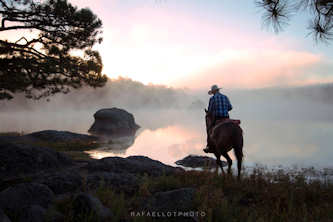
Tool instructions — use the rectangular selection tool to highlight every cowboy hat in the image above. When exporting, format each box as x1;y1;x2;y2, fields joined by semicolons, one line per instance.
208;84;221;95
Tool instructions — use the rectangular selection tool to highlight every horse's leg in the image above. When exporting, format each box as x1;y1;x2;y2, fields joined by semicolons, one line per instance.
221;152;232;175
234;133;244;180
215;154;225;176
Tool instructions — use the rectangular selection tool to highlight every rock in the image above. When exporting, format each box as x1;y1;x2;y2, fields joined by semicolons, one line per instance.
0;141;72;178
86;172;139;194
85;155;183;177
0;208;11;222
36;171;83;195
0;143;68;178
144;188;196;212
175;155;227;169
24;130;98;143
0;183;55;215
19;205;47;222
0;130;97;145
72;193;113;221
88;108;140;136
44;209;65;222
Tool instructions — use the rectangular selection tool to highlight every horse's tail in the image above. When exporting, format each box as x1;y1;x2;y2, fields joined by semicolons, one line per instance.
233;136;243;160
233;127;243;178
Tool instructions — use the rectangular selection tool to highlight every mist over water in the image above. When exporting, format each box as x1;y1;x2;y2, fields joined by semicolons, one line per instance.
1;79;333;168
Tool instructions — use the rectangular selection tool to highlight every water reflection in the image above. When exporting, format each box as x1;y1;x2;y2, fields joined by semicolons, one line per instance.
86;109;333;168
86;125;209;166
94;135;138;155
1;102;333;168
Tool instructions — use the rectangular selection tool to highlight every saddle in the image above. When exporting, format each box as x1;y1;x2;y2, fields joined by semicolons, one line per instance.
215;119;241;126
204;117;242;153
209;118;242;138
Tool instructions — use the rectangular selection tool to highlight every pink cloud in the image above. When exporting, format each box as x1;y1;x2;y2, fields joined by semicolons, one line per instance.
65;1;333;89
175;49;328;89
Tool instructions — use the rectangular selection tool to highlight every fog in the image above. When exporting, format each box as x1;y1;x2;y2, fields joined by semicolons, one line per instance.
0;77;204;132
1;78;333;168
0;77;191;112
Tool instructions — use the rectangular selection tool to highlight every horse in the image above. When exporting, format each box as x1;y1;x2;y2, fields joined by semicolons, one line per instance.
204;109;244;179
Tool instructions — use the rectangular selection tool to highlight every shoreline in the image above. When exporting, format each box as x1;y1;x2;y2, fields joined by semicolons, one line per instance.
1;130;333;221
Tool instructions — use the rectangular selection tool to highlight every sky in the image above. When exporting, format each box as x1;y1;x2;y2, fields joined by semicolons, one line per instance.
5;0;333;90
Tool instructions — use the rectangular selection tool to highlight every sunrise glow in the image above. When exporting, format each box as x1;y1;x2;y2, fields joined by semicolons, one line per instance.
7;0;333;89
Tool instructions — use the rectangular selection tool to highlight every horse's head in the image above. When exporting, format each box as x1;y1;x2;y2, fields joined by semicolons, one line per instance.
205;109;213;132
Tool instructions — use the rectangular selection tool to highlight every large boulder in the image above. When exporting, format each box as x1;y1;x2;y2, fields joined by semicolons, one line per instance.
72;193;113;221
144;187;196;212
0;141;72;179
85;156;183;177
88;108;140;136
0;208;11;222
0;183;55;215
141;188;197;222
35;171;83;195
175;155;227;169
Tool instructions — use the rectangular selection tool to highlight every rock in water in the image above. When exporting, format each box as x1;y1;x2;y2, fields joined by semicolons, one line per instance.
85;155;183;177
175;155;227;169
88;108;140;136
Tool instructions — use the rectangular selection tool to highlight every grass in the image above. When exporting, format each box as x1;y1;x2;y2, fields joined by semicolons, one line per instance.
15;140;99;161
62;150;94;161
48;168;333;222
50;195;101;222
0;131;99;150
50;184;129;222
16;140;100;152
2;131;332;221
0;131;24;137
0;131;99;161
95;185;128;221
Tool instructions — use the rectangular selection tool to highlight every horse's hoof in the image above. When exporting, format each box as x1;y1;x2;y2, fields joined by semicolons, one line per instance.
203;148;211;153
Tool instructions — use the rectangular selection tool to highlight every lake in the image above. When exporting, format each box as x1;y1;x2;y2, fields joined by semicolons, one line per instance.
1;92;333;169
86;107;333;169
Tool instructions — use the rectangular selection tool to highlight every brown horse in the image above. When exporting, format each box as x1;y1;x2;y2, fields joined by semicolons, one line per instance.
204;109;244;179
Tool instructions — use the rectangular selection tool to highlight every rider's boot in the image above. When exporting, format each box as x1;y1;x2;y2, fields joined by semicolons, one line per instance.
203;144;213;153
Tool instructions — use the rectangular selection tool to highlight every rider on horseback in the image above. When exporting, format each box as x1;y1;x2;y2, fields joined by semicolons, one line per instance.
203;84;233;153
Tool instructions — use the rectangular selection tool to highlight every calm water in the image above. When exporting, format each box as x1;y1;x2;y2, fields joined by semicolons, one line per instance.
1;97;333;169
86;108;333;169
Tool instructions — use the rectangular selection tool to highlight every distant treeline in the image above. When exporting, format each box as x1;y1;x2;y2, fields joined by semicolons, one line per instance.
1;78;332;112
0;77;199;111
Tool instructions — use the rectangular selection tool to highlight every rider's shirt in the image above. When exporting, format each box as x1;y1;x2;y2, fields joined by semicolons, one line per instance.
208;92;232;118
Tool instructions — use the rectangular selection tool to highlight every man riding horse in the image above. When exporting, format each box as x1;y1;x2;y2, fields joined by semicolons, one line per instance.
203;84;233;153
203;85;243;178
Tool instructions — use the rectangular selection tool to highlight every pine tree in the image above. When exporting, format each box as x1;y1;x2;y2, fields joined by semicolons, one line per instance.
0;0;107;100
